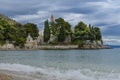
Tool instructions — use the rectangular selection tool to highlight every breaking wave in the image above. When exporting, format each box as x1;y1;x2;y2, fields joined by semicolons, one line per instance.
0;63;120;80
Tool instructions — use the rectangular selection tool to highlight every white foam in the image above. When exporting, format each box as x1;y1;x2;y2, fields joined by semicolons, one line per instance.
0;63;120;80
0;63;41;72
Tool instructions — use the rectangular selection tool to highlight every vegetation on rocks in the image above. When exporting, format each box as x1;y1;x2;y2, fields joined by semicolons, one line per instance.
0;13;102;48
0;14;39;47
44;17;102;46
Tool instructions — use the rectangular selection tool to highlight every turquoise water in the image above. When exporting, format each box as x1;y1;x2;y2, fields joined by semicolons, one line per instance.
0;49;120;80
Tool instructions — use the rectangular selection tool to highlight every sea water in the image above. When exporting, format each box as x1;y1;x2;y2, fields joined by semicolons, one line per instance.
0;49;120;80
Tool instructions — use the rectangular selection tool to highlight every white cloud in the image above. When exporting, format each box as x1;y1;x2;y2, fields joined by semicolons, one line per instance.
103;36;120;45
13;11;49;22
13;14;40;21
87;0;120;9
63;13;85;26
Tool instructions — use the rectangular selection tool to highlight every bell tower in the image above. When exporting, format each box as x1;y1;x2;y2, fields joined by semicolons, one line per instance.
50;14;54;22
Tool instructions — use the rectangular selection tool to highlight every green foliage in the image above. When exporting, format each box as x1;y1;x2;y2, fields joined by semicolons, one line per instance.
88;26;102;41
51;18;72;36
50;21;56;35
0;13;103;47
64;22;72;35
0;33;4;40
49;17;72;43
44;20;50;43
23;23;39;39
74;21;87;32
0;16;18;45
58;26;65;42
73;21;88;41
48;17;102;45
73;22;102;42
73;40;84;47
94;27;102;40
54;18;65;35
14;37;26;47
0;14;40;47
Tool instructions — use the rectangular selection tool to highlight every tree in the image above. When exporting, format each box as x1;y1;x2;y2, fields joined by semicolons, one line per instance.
54;18;65;35
64;22;72;36
74;21;87;32
44;20;50;43
73;21;88;41
50;21;56;35
58;26;65;42
23;23;39;39
94;27;102;40
53;18;72;37
14;37;26;47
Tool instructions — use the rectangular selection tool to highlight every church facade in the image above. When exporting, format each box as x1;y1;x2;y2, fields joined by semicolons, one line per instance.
24;31;44;49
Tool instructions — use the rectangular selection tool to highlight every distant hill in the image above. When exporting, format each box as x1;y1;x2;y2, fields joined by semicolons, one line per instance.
109;45;120;48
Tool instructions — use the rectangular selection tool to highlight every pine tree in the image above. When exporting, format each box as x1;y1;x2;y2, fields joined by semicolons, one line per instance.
58;26;65;42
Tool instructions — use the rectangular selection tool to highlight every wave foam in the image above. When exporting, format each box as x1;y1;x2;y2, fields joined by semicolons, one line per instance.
0;63;120;80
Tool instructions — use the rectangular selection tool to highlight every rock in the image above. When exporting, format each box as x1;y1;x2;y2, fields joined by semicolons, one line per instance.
96;40;102;46
2;44;15;49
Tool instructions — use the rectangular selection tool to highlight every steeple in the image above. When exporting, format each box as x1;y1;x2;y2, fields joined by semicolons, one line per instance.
50;14;54;22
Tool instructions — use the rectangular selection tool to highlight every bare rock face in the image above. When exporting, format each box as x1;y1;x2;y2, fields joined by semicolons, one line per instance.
0;73;13;80
96;40;102;46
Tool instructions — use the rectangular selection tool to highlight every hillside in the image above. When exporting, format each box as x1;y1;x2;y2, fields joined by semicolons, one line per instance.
0;14;19;25
0;13;105;49
0;14;21;29
0;14;39;47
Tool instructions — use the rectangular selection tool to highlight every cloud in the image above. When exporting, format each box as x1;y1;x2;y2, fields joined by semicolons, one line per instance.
63;13;85;26
13;11;48;22
0;0;120;45
103;36;120;45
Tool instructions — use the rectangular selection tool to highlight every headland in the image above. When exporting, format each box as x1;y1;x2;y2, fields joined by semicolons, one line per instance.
0;14;110;50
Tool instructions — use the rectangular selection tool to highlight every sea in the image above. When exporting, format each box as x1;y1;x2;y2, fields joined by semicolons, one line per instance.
0;48;120;80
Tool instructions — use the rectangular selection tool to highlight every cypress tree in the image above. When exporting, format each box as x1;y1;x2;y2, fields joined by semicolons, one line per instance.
44;20;50;43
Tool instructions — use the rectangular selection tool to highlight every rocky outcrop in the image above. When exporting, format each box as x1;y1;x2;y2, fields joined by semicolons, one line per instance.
38;45;78;50
84;40;103;46
0;43;15;50
0;39;110;50
79;40;110;49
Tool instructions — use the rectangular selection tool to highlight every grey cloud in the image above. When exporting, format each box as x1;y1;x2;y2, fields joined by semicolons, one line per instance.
0;0;120;45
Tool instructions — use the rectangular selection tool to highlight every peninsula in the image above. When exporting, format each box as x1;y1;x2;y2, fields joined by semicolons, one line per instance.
0;14;109;50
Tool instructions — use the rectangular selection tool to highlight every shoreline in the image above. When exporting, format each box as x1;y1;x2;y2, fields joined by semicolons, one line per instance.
0;45;111;51
0;70;35;80
0;73;13;80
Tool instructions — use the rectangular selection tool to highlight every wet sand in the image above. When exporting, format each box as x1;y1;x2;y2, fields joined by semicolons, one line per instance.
0;73;13;80
0;70;34;80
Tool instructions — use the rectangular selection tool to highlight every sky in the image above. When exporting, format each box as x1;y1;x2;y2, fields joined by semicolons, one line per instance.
0;0;120;45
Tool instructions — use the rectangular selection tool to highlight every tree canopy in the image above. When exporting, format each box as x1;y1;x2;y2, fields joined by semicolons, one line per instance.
44;20;50;43
0;14;39;47
0;14;103;47
46;17;102;45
